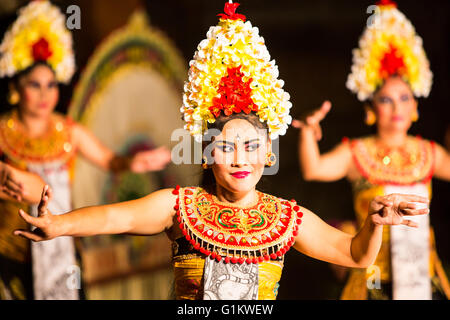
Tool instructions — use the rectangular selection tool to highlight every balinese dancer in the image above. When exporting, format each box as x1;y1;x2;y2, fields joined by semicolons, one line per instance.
14;1;430;300
0;0;171;300
294;0;450;299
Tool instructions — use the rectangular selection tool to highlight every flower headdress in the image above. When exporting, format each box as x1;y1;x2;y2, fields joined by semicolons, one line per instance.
181;2;292;142
346;0;432;101
0;0;75;83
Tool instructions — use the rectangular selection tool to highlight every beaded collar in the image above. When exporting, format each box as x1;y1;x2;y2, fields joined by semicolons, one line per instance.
0;110;74;163
350;135;435;186
172;186;302;265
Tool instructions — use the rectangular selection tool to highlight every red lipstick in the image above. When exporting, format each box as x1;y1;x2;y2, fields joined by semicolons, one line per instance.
392;115;404;122
231;171;250;179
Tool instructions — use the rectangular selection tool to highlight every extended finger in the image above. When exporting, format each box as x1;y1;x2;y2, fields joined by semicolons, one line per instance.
394;194;429;204
401;219;419;228
317;101;332;120
398;202;419;211
37;185;50;216
6;175;23;189
18;209;43;228
402;208;430;216
5;178;23;195
2;187;22;201
41;185;49;199
46;186;53;202
291;119;304;129
13;229;44;242
37;196;50;216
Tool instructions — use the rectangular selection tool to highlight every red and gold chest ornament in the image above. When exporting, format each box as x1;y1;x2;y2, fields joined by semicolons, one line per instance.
172;186;303;264
346;0;432;101
0;110;74;164
350;135;435;185
181;2;292;142
0;1;75;83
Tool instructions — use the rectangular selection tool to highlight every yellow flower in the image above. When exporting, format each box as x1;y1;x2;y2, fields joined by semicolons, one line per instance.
0;1;75;83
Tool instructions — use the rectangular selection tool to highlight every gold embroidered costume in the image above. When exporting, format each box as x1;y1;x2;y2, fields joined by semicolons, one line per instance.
170;186;302;300
340;136;450;299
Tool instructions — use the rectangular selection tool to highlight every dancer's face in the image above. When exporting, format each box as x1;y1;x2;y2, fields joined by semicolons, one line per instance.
16;64;59;118
209;119;269;194
372;76;417;134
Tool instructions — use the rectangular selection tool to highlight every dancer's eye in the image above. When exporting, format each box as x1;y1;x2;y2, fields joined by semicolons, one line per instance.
218;144;234;153
400;94;412;102
48;81;58;89
27;81;40;89
246;143;260;152
378;96;392;104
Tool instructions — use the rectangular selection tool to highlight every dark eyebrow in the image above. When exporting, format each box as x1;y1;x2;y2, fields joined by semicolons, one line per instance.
215;140;235;147
376;95;391;100
214;138;261;148
244;139;260;144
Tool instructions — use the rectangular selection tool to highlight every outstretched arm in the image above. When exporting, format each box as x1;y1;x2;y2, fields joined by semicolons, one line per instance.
293;101;352;182
293;194;429;268
14;185;177;241
0;161;46;204
433;142;450;181
71;123;171;174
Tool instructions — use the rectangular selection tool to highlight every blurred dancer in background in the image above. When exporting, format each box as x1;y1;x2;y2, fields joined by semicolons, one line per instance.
294;0;450;300
14;1;430;301
0;1;170;300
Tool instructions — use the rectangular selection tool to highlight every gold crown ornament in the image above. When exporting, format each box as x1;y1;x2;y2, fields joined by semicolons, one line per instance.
181;1;292;142
346;0;432;101
0;0;75;83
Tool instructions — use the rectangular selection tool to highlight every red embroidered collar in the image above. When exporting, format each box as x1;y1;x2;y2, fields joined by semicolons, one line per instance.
172;186;302;264
350;136;435;186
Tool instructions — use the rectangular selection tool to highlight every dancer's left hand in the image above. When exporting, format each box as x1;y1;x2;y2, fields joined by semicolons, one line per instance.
0;162;26;201
369;193;430;228
130;146;172;173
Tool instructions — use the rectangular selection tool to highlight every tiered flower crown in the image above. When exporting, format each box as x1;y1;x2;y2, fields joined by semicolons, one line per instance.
181;2;292;142
346;0;432;101
0;0;75;83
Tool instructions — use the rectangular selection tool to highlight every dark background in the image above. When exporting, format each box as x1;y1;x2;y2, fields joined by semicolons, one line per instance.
0;0;448;299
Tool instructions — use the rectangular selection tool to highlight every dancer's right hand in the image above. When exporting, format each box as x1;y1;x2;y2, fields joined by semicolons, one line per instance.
14;185;58;242
130;146;172;173
0;161;26;201
292;100;332;141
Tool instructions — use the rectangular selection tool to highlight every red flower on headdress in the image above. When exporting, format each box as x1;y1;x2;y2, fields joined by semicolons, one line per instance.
209;66;258;118
32;37;53;62
379;44;406;79
217;2;246;21
376;0;397;8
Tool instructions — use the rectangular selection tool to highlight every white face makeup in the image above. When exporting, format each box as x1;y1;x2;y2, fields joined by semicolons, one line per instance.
205;119;270;194
372;76;418;133
17;64;59;118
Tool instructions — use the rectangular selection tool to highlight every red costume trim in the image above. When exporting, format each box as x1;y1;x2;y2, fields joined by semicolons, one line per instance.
173;186;302;264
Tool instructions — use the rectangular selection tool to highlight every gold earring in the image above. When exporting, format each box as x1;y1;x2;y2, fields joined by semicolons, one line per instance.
411;109;419;122
265;152;277;167
365;109;376;126
202;155;208;169
8;89;19;105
